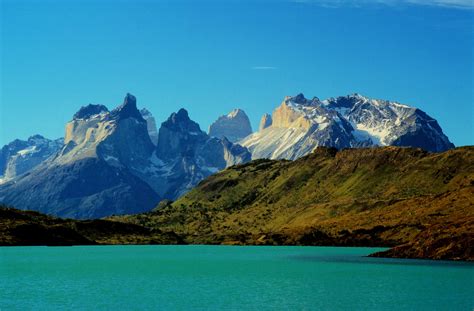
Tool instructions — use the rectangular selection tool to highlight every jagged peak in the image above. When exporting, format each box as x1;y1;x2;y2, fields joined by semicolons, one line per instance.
124;93;136;105
161;108;202;134
28;134;45;140
293;93;306;103
284;93;320;107
111;93;143;120
227;108;247;119
212;108;249;122
73;104;109;120
208;108;253;142
26;134;61;146
348;93;368;100
140;108;152;117
326;93;414;110
259;113;273;131
176;108;189;119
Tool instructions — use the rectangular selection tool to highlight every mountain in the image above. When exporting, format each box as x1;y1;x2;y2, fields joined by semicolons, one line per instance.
240;94;454;160
0;94;251;219
155;108;251;199
0;94;160;219
0;135;63;184
113;146;474;261
140;108;159;145
209;109;253;142
259;113;272;131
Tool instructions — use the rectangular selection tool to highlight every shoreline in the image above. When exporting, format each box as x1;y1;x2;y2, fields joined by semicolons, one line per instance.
1;241;473;263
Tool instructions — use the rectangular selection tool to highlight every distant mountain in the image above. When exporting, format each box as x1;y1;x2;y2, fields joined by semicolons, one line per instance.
0;94;251;219
259;113;272;131
240;94;454;160
209;109;253;142
155;108;251;199
140;108;159;145
0;135;63;184
0;92;456;219
0;94;160;219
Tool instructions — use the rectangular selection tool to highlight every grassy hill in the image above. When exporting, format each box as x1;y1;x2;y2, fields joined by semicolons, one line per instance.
0;206;183;246
113;146;474;260
1;146;472;261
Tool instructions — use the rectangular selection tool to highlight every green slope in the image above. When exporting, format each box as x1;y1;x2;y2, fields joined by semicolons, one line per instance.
114;146;474;260
0;206;183;246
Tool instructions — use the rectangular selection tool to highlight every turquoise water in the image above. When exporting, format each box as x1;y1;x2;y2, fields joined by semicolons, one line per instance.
0;246;473;310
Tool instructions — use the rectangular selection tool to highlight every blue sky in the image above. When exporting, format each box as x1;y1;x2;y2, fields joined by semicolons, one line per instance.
1;0;473;146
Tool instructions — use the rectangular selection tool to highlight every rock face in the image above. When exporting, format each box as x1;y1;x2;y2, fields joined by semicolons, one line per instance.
73;104;108;120
0;135;63;184
140;108;159;145
259;113;272;131
0;94;160;219
0;94;251;219
240;93;454;160
208;109;253;142
155;108;251;199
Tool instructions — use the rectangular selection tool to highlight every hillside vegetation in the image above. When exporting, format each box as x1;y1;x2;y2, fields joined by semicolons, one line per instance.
0;206;182;246
2;147;472;261
113;146;474;260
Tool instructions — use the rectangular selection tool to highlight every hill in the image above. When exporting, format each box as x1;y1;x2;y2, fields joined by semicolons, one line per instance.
113;146;473;261
0;206;182;246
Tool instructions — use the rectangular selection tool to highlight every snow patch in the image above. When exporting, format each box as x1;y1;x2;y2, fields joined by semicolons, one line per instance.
17;146;38;156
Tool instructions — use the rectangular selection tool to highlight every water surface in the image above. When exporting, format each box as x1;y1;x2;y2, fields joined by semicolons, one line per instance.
0;245;472;310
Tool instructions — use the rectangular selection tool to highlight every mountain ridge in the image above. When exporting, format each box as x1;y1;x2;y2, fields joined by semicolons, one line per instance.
208;108;253;142
241;93;454;160
0;92;457;220
0;94;250;218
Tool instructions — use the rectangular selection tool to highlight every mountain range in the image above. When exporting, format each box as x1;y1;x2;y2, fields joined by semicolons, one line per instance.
0;135;63;184
0;94;249;218
240;93;454;160
0;92;455;218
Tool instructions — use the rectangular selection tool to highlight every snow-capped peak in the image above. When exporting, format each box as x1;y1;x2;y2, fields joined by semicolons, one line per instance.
240;93;454;160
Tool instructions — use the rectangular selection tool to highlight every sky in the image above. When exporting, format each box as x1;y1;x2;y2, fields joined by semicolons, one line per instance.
1;0;473;146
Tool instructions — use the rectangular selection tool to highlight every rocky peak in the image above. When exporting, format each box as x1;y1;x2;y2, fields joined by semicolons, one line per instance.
285;93;320;107
140;108;159;145
110;93;143;120
0;135;63;183
140;108;152;117
209;108;253;142
156;109;206;160
259;113;273;131
176;108;191;120
259;113;272;131
272;95;316;129
162;108;202;134
292;93;307;104
227;109;245;118
241;92;454;159
73;104;109;120
28;134;45;140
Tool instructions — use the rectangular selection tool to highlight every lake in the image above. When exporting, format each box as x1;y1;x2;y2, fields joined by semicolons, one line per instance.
0;245;472;310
